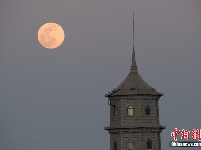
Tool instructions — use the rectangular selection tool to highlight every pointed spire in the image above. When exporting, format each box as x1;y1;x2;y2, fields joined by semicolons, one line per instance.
130;12;138;74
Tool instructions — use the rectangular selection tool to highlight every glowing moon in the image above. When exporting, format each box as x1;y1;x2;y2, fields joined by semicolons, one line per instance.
38;22;65;49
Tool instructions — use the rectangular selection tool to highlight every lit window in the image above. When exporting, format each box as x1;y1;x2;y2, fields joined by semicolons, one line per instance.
127;106;134;116
128;139;134;150
146;138;152;149
145;105;150;115
114;140;117;150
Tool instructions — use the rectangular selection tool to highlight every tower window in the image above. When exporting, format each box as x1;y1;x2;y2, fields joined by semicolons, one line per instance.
127;105;134;116
127;139;134;150
114;106;118;116
146;138;152;149
114;140;117;150
145;105;150;115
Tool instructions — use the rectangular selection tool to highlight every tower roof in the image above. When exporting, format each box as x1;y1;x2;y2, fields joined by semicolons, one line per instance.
106;13;162;97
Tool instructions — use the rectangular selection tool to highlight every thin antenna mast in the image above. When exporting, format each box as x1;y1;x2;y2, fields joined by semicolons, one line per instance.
133;12;134;52
130;12;138;74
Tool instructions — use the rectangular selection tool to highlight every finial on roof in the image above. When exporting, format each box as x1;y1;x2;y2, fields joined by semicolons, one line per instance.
130;12;138;74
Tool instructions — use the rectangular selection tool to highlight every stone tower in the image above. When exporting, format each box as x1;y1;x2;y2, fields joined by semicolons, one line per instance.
104;13;165;150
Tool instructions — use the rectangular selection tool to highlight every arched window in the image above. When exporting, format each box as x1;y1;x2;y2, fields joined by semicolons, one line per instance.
145;105;150;115
146;138;152;149
113;140;117;150
127;106;134;116
127;139;134;150
114;106;118;116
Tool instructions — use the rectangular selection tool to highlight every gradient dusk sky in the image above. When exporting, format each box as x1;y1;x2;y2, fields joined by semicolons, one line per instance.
0;0;201;150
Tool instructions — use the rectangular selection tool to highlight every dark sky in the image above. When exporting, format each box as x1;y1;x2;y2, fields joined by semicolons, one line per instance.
0;0;201;150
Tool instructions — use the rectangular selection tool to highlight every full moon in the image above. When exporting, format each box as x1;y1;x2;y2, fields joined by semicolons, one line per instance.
38;22;65;49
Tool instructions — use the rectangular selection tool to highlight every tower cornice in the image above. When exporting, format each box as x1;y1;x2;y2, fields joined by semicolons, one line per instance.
104;126;166;133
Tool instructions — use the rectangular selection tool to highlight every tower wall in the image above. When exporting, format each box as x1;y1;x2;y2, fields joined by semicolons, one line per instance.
109;132;161;150
110;96;160;127
110;98;121;127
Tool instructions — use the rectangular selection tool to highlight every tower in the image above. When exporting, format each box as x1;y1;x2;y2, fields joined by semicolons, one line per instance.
104;13;165;150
